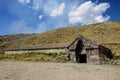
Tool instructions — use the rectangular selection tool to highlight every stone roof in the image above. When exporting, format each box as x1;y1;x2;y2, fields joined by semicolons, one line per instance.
8;42;71;51
6;36;100;51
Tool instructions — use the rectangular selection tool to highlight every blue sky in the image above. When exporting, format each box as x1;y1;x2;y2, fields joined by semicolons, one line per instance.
0;0;120;35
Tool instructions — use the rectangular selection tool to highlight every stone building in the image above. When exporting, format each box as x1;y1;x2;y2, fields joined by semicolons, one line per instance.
5;36;113;63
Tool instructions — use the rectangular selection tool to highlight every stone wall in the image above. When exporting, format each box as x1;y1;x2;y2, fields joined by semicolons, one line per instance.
5;49;67;54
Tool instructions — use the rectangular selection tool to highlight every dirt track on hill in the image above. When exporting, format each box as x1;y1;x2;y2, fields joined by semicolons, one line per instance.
0;61;120;80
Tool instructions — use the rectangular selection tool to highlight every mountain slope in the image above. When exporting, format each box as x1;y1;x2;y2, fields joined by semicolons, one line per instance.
0;21;120;54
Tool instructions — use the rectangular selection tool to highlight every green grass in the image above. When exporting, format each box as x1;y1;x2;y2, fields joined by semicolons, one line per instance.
113;56;120;60
0;52;70;62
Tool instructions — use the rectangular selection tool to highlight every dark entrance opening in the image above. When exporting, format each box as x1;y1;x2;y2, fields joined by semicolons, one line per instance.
80;54;87;63
75;39;84;63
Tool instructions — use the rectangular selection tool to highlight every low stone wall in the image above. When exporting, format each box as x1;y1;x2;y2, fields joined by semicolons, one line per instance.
100;59;120;65
5;49;67;54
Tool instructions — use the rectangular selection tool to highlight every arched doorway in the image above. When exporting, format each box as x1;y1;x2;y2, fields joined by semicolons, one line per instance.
75;39;86;63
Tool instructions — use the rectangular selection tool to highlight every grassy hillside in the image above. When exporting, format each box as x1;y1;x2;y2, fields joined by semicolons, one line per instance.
0;21;120;54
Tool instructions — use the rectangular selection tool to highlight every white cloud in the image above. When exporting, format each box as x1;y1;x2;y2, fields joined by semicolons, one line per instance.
50;3;65;17
95;15;110;22
8;21;33;34
38;15;43;19
68;1;110;25
32;0;43;11
18;0;30;4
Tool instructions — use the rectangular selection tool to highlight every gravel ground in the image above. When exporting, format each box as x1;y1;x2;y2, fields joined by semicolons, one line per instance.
0;61;120;80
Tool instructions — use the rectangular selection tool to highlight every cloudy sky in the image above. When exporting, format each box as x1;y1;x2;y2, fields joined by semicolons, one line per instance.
0;0;120;35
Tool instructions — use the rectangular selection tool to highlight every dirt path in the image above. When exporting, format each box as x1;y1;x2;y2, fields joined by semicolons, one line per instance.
0;61;120;80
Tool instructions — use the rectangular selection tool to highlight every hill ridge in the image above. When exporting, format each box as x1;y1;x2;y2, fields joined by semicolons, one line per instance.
0;21;120;54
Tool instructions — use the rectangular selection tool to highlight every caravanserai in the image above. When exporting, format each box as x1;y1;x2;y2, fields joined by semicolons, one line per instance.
5;36;113;63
